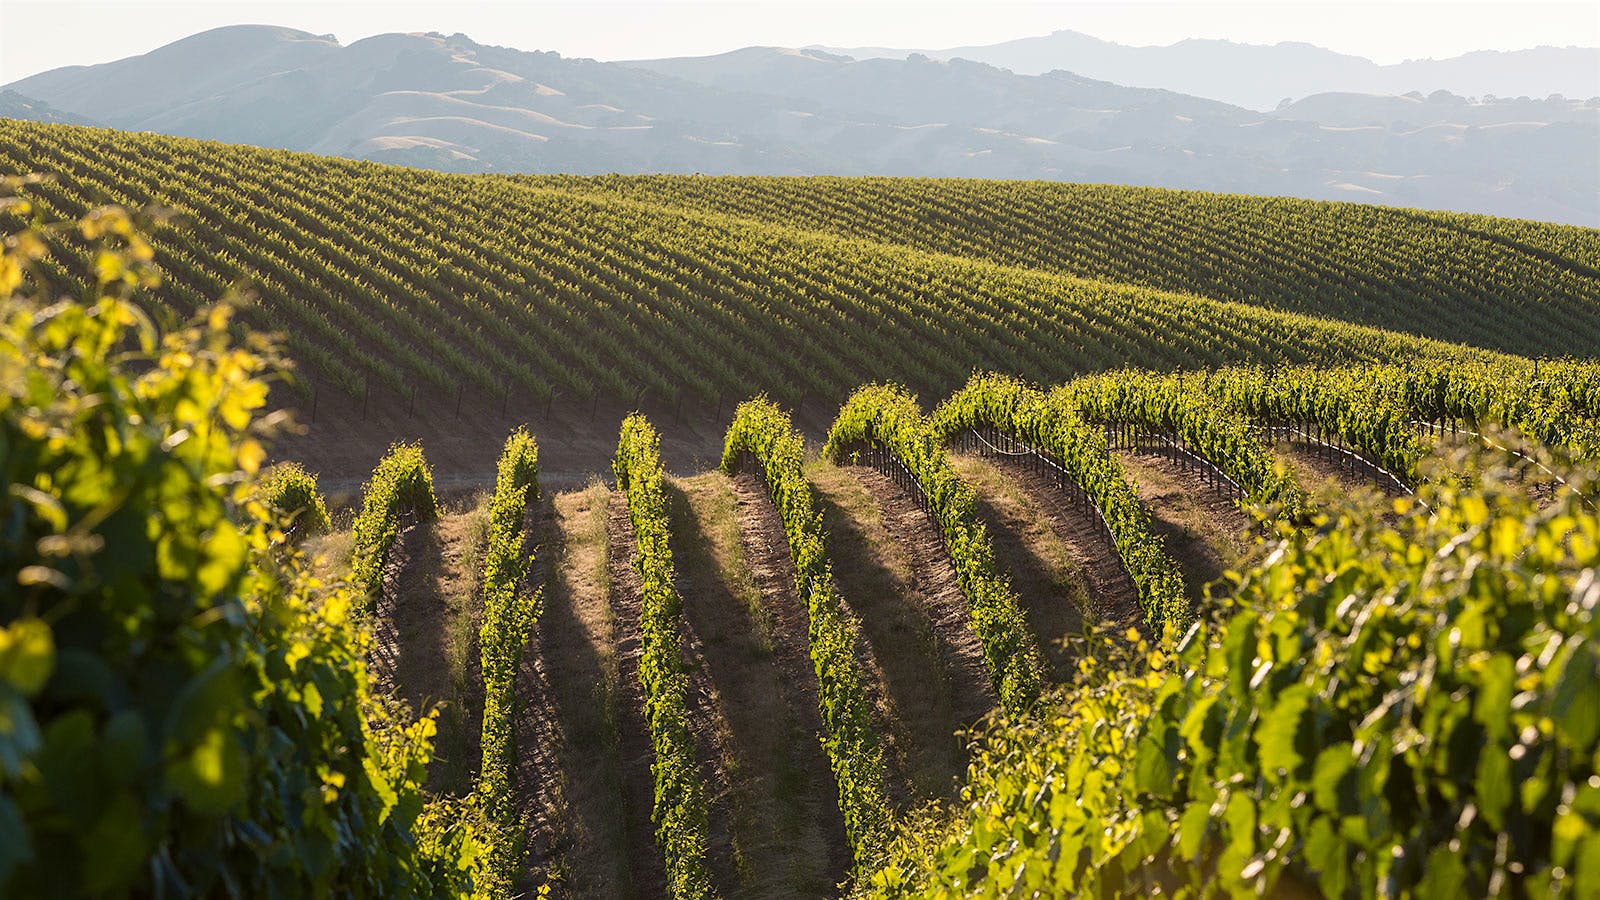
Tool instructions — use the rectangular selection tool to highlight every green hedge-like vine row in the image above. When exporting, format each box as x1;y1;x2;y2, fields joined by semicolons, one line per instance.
348;443;438;612
931;373;1190;633
613;414;716;899
862;460;1600;898
1367;361;1600;463
1205;367;1429;486
254;462;332;539
720;398;890;868
475;427;541;895
1056;371;1310;521
823;384;1043;712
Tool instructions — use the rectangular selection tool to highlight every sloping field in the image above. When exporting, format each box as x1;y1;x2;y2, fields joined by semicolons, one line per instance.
7;126;1600;899
0;120;1538;430
536;173;1600;358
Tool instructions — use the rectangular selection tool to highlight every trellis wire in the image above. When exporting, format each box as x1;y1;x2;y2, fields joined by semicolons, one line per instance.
959;425;1138;587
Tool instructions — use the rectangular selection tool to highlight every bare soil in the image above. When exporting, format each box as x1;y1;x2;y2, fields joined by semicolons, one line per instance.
664;472;848;897
596;491;673;898
805;459;995;803
369;503;488;796
1115;450;1259;603
271;397;737;499
515;484;642;896
950;452;1142;675
1272;439;1405;500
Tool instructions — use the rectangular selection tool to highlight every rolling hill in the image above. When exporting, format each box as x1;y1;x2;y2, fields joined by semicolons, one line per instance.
3;112;1600;899
5;25;1597;224
5;118;1600;477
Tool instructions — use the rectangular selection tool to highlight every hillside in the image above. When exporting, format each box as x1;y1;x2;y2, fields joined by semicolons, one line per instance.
4;120;1600;898
7;120;1600;480
0;90;96;126
6;25;1598;223
536;173;1600;358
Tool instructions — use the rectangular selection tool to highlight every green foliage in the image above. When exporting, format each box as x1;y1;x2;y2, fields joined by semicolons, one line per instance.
349;443;438;612
824;384;1044;712
1103;362;1600;491
0;204;476;896
476;426;541;895
613;414;716;899
932;373;1191;632
545;173;1600;360
1354;360;1600;463
255;461;332;538
1206;366;1430;486
0;120;1518;413
721;397;891;868
863;457;1600;898
1056;370;1310;521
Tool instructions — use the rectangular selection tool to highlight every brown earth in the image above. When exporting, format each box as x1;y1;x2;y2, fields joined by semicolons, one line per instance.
268;395;820;500
1270;435;1406;500
1114;450;1259;603
805;458;995;803
369;499;490;797
515;483;642;896
598;491;674;898
950;451;1143;676
665;472;848;897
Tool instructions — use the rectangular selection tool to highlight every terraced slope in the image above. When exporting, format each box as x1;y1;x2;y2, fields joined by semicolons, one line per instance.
538;174;1600;359
0;120;1524;429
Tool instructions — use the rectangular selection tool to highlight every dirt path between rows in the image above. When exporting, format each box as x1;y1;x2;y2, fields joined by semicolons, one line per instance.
951;452;1142;676
601;491;674;899
665;472;848;897
1115;451;1258;604
1272;440;1406;500
806;460;995;803
370;506;486;797
515;484;645;896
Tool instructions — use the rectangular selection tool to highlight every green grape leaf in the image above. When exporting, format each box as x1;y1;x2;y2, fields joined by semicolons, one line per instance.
1475;746;1512;831
0;618;54;696
1257;683;1313;780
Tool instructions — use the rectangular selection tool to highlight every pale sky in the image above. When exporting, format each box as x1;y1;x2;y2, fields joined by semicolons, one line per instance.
2;0;1596;84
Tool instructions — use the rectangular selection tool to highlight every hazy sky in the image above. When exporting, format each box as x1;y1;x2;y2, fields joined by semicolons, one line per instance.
2;0;1597;84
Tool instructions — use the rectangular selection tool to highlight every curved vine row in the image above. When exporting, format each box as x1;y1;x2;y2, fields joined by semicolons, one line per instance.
255;461;332;540
721;398;891;868
348;443;439;614
1054;371;1310;521
931;373;1190;633
823;384;1044;712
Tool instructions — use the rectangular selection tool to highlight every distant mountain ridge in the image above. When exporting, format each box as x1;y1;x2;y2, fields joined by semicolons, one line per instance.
0;90;96;126
3;24;1596;225
814;29;1600;111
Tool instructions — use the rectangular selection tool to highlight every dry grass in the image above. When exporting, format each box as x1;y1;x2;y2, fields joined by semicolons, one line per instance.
1115;450;1258;601
372;493;493;798
666;472;843;897
303;529;355;585
523;478;635;896
669;473;775;654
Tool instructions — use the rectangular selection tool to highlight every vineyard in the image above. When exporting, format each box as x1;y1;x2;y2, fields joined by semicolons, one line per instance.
4;121;1594;437
2;123;1599;898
